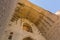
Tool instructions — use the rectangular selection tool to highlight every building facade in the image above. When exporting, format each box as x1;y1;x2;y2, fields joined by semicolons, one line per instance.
0;0;60;40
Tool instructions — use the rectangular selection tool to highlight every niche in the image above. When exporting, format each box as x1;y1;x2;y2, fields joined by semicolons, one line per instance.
23;37;34;40
23;23;33;33
8;32;13;40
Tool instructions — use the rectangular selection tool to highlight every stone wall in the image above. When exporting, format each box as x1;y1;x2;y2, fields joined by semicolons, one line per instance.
0;0;17;40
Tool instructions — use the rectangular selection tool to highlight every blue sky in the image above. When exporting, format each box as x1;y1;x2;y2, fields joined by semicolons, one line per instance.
29;0;60;13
